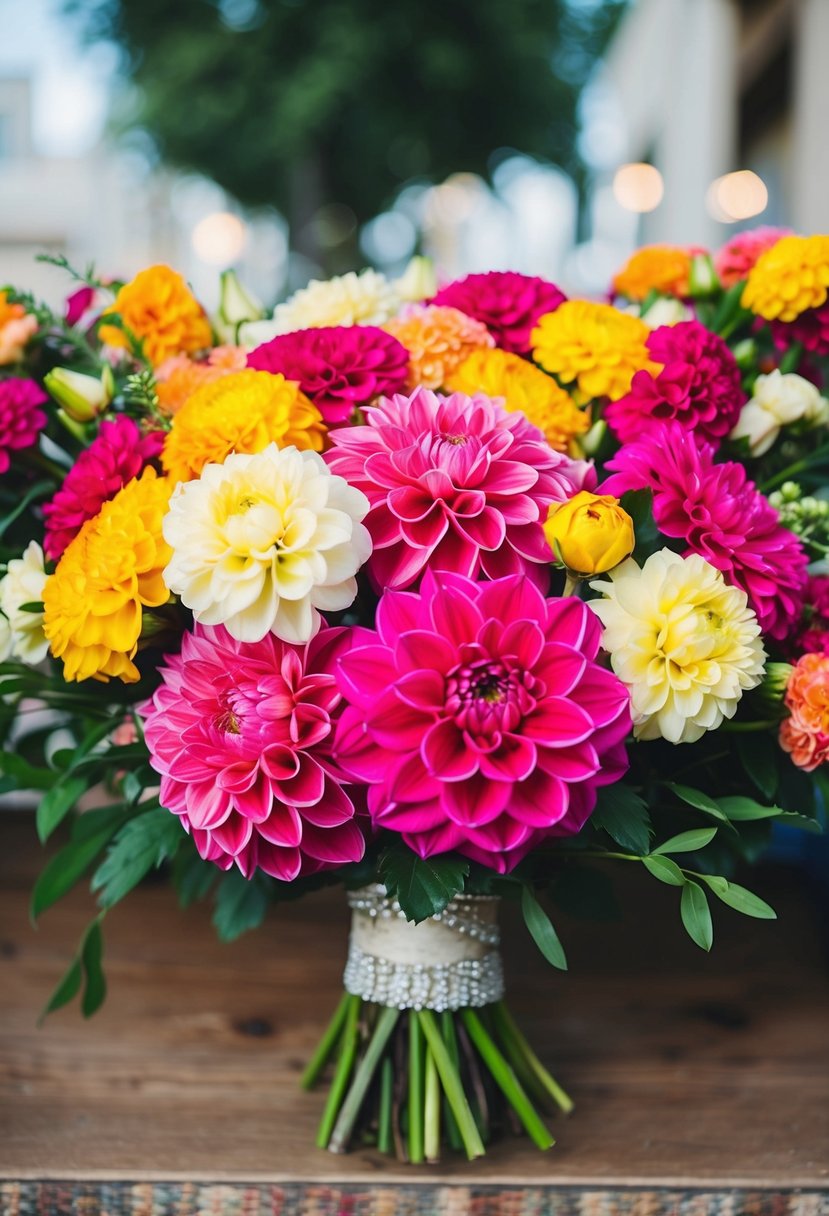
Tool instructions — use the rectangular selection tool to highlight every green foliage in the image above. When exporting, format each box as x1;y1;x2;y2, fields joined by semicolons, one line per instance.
379;843;469;923
91;806;184;908
40;916;107;1021
680;882;713;952
641;855;685;887
590;784;652;854
521;885;567;970
213;869;272;941
30;805;132;920
619;489;663;563
652;828;718;856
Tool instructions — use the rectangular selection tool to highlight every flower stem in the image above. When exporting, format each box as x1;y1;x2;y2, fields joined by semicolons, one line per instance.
377;1055;394;1156
417;1010;486;1160
315;994;360;1150
562;573;581;597
408;1010;425;1163
329;1005;400;1154
760;440;829;492
301;992;351;1090
491;1002;574;1114
460;1009;555;1151
424;1044;441;1163
440;1011;464;1153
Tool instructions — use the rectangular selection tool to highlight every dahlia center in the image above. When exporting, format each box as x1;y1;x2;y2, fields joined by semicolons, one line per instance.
445;433;468;445
445;657;534;735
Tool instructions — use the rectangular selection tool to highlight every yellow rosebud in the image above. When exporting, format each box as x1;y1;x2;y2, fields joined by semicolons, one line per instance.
544;492;635;577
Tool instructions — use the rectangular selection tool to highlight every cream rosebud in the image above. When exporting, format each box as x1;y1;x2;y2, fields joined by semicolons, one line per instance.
394;256;437;303
640;297;693;328
688;252;718;298
44;365;114;423
544;491;635;578
730;370;828;456
215;270;264;343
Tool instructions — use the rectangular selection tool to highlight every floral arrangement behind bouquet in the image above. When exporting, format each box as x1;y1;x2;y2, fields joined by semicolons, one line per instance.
1;234;828;1163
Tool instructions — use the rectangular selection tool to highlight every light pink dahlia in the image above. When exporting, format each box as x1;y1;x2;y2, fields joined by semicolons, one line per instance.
141;623;368;881
0;378;47;474
334;571;631;872
431;271;567;355
604;320;745;445
247;325;410;425
42;415;164;560
602;422;807;639
714;226;792;289
325;388;596;592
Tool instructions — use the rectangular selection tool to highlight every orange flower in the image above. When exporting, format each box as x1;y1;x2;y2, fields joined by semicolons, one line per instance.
155;345;247;415
99;265;213;367
0;291;38;365
779;652;829;771
612;245;693;301
384;304;493;389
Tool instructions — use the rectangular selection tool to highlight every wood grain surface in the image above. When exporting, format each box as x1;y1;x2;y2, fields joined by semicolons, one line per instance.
1;811;828;1186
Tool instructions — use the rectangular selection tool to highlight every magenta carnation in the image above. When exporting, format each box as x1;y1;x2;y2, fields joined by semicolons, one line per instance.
714;226;791;289
246;325;410;424
431;271;566;355
325;387;596;592
0;378;47;474
64;285;96;327
42;415;164;561
334;571;631;872
770;303;829;357
602;422;807;639
141;623;367;881
604;321;744;444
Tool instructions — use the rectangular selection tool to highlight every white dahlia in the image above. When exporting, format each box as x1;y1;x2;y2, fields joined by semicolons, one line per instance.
0;540;48;663
240;270;401;346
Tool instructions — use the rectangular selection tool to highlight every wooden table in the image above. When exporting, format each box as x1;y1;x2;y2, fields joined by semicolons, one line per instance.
1;810;828;1210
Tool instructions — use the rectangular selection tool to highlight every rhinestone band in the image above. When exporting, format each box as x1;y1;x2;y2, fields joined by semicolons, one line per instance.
343;885;504;1011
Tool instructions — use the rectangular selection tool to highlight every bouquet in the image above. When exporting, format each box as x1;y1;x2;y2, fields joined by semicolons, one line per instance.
1;231;828;1164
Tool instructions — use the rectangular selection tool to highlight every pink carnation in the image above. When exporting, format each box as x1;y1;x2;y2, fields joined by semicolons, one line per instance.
141;624;367;882
0;378;48;474
42;415;164;560
714;226;792;289
247;325;410;425
431;271;566;355
605;321;744;444
325;387;596;592
334;571;631;872
770;303;829;357
603;422;807;639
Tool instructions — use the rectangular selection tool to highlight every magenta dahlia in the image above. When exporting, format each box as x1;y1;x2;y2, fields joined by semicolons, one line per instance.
334;571;631;872
42;415;164;560
431;271;566;356
0;378;47;474
246;325;410;424
604;321;744;444
325;387;596;592
141;623;367;881
770;303;829;357
794;576;829;656
602;422;807;639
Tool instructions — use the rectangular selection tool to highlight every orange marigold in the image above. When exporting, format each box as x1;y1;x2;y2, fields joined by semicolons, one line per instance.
612;245;693;301
0;291;38;365
779;652;829;771
42;468;172;683
99;265;213;367
384;304;494;389
161;369;325;485
445;348;589;453
155;345;247;416
742;234;829;323
531;300;657;402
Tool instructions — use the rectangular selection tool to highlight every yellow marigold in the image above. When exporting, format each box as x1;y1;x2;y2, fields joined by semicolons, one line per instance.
161;369;325;485
42;468;171;684
155;345;247;416
612;245;692;301
531;300;657;402
384;305;494;390
741;234;829;322
445;347;589;452
99;264;213;367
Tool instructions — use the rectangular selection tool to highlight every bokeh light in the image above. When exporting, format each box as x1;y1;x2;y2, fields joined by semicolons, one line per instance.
612;163;664;213
191;211;248;266
706;170;768;223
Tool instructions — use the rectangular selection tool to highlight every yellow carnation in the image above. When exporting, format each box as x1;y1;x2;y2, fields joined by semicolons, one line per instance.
741;234;829;322
384;305;493;389
99;264;213;367
161;369;325;485
612;245;692;301
446;347;589;452
531;300;656;402
42;469;172;683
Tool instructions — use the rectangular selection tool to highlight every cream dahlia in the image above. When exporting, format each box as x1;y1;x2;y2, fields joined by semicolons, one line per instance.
0;541;48;663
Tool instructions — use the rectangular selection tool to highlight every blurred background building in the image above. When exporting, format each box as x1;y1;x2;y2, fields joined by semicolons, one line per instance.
0;0;825;309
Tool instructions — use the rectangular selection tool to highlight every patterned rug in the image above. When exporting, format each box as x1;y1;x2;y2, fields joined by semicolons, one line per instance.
1;1183;827;1216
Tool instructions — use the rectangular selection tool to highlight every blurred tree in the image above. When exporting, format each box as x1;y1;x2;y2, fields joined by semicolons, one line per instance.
68;0;627;267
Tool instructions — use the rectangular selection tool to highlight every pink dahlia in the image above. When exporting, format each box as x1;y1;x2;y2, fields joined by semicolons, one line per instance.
769;303;829;357
431;271;566;356
42;415;164;560
141;623;367;881
334;571;631;872
325;387;596;591
603;422;807;639
794;576;829;656
604;321;744;445
0;378;48;474
714;226;792;289
247;325;410;425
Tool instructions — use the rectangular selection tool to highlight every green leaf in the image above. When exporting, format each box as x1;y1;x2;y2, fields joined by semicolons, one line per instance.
81;919;107;1017
718;795;784;821
212;870;270;942
737;734;779;801
776;811;823;834
619;489;662;562
701;877;777;920
30;821;121;920
172;847;217;908
379;844;469;923
642;855;685;886
36;776;88;843
591;784;652;854
652;827;717;856
680;881;713;951
0;479;53;539
91;807;183;909
665;782;729;821
0;751;55;791
521;885;567;970
39;957;83;1023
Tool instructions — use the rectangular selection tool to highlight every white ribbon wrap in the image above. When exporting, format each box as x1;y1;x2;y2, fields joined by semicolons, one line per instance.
343;885;504;1011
